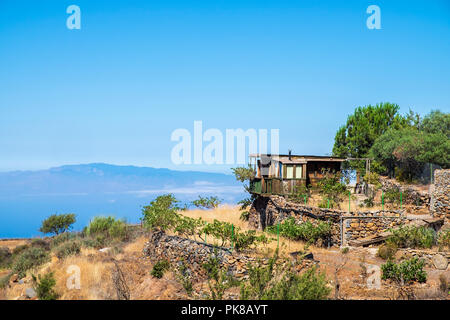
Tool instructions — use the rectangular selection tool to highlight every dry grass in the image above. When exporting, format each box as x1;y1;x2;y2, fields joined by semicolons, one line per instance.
179;205;248;230
0;239;29;251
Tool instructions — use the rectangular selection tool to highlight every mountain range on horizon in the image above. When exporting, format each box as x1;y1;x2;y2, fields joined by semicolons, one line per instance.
0;163;246;238
0;163;243;198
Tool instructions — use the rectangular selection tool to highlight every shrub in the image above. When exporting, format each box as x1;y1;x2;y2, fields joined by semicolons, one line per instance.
151;259;170;279
240;252;330;300
289;185;310;203
53;240;81;259
142;194;181;231
12;244;29;255
202;219;235;246
191;196;221;209
387;226;436;249
202;252;239;300
359;197;374;208
316;169;348;208
31;238;50;251
39;213;76;235
12;247;49;278
377;243;398;260
234;230;269;252
174;215;204;240
176;261;193;295
85;216;129;241
50;232;78;248
32;272;59;300
0;247;12;269
381;258;427;284
384;187;401;208
266;218;332;245
363;172;381;187
438;229;450;249
80;236;105;249
0;272;12;289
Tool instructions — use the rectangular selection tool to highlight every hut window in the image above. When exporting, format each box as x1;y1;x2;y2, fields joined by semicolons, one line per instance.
295;166;302;179
286;166;294;179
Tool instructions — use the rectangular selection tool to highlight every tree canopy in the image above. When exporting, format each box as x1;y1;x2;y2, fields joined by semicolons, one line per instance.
333;104;449;181
39;213;76;235
332;102;408;159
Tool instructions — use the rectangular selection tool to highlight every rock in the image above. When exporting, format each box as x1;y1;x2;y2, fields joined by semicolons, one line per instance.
99;247;111;253
25;288;37;299
10;274;18;283
432;254;448;270
18;279;24;284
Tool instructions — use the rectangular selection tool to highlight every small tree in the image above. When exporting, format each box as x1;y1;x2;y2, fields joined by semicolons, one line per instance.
141;194;181;231
32;272;59;300
39;213;76;236
191;196;221;209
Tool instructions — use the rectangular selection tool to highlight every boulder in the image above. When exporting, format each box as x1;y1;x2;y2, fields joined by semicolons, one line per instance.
432;254;448;270
25;287;37;299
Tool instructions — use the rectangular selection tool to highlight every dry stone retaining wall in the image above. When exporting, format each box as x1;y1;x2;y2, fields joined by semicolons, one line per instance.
379;176;431;206
143;230;314;282
248;195;413;245
430;169;450;222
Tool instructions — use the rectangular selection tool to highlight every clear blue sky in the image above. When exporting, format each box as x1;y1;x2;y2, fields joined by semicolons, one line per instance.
1;0;449;173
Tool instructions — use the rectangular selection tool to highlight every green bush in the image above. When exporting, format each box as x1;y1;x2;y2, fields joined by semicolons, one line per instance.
85;216;129;241
438;229;450;249
151;259;170;279
32;272;59;300
202;252;239;300
142;194;181;231
0;273;12;289
176;260;193;295
377;243;397;260
39;213;76;235
316;169;348;208
173;215;204;239
53;240;81;259
384;187;402;208
12;247;49;278
240;252;330;300
12;244;29;255
387;226;436;249
50;232;78;248
80;236;105;249
234;230;268;252
31;239;50;251
202;219;235;246
381;258;427;284
359;197;375;208
0;247;12;269
266;218;332;245
191;196;221;209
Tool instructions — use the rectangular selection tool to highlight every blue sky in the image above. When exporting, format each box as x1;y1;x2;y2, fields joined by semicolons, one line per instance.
1;0;449;173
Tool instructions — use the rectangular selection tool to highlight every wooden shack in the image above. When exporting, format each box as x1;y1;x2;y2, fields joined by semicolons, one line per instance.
249;152;345;195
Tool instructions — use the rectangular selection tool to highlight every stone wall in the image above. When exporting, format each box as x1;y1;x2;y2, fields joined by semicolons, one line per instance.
430;169;450;222
379;176;430;206
143;230;314;282
344;216;405;241
248;195;409;246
